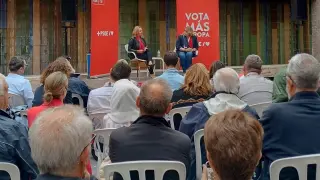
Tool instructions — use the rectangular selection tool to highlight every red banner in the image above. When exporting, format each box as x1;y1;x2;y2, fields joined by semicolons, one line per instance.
90;0;119;76
176;0;220;68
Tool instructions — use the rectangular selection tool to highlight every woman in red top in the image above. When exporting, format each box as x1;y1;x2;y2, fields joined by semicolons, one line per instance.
28;71;68;127
28;71;93;175
128;26;155;78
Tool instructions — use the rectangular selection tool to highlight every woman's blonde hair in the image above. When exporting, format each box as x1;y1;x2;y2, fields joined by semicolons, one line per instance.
43;71;68;103
182;63;212;96
132;26;142;38
0;74;8;109
183;26;194;36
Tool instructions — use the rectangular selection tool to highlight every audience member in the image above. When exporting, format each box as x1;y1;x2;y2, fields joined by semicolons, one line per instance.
209;61;225;79
261;53;320;180
6;56;34;108
108;79;191;180
0;73;39;180
32;58;73;106
103;61;140;129
28;72;68;127
29;105;97;180
171;63;212;109
203;110;263;180
171;63;212;129
272;67;288;103
62;56;91;108
87;60;136;129
237;55;273;105
179;67;259;180
157;51;184;90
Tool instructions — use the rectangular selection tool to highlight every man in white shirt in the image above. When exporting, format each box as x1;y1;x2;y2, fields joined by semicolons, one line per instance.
6;56;34;108
237;55;273;105
87;60;136;129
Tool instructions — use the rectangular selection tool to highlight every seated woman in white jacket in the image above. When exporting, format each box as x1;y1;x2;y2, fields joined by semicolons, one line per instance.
103;78;140;128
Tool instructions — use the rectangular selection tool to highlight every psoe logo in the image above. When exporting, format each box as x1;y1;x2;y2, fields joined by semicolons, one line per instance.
92;0;104;5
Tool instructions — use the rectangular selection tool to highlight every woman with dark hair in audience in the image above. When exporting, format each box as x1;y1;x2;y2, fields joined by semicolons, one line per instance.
32;57;73;106
170;63;212;129
128;26;155;78
209;61;225;79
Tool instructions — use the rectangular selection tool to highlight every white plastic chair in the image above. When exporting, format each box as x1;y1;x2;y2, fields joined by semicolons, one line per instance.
194;129;204;180
93;128;116;178
0;162;20;180
125;44;148;79
103;160;186;180
250;101;272;117
168;106;191;129
270;154;320;180
72;93;84;108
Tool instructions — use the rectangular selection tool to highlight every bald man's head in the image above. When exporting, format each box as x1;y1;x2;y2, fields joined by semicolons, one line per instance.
0;73;8;109
137;79;173;116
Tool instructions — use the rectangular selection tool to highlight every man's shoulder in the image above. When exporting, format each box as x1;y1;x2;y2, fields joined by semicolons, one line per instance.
110;126;131;140
0;114;25;137
89;85;113;96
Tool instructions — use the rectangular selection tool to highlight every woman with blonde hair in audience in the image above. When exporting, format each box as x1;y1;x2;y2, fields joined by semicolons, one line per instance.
28;71;93;175
28;71;68;127
170;63;212;129
32;57;73;106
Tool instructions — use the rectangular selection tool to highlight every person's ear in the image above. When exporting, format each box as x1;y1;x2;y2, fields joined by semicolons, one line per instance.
136;96;141;109
165;103;173;114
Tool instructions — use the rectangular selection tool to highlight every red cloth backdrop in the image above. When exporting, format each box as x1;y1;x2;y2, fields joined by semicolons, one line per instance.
90;0;119;76
176;0;220;68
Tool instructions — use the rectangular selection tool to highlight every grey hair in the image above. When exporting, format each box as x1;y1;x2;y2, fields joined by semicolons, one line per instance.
244;54;263;72
213;67;240;94
29;105;93;174
139;78;173;115
287;53;320;89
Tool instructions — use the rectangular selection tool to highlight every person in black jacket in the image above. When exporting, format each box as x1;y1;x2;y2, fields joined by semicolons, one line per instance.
128;26;155;78
109;78;191;180
176;26;199;73
0;73;39;180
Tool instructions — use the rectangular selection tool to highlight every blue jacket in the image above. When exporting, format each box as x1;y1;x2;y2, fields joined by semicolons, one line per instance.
179;92;259;180
176;35;199;54
0;110;39;180
261;91;320;180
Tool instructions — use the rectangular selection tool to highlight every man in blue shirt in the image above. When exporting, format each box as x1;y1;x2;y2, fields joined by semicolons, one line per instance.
6;56;34;108
157;51;184;91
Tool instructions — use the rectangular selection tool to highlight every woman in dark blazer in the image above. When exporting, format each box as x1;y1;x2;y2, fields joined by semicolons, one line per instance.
176;26;199;73
128;26;155;78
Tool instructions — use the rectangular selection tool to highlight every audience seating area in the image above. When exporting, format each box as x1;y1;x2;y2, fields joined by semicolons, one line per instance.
2;53;320;180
